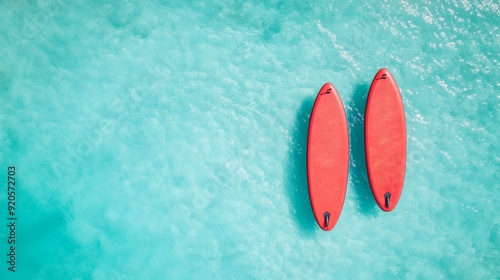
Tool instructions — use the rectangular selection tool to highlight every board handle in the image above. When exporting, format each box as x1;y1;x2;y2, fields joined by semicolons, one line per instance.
323;212;330;228
384;192;391;208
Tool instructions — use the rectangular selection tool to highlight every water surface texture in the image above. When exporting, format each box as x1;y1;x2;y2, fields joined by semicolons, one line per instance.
0;0;498;279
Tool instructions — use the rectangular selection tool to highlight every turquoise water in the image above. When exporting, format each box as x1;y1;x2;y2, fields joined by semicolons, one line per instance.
0;0;498;278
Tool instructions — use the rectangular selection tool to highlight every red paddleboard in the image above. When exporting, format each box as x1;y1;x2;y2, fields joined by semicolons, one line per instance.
365;68;407;212
307;83;349;231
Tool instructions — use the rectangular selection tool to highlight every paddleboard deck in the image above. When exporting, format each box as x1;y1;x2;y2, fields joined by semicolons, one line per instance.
307;83;349;231
365;68;407;212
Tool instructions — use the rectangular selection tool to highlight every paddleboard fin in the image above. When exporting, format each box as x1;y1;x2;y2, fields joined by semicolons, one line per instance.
384;192;391;208
323;211;330;228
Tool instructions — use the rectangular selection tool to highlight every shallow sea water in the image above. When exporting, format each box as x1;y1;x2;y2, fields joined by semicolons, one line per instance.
0;0;498;279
